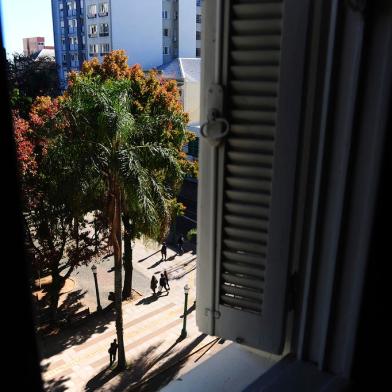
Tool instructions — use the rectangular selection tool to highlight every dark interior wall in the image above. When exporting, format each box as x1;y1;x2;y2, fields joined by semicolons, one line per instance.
0;14;44;391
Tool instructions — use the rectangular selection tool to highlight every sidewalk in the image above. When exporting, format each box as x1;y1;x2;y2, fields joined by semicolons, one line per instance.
40;238;229;391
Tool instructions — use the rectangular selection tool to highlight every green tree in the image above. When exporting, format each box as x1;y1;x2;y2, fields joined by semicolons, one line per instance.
61;74;185;369
75;51;196;300
7;53;59;118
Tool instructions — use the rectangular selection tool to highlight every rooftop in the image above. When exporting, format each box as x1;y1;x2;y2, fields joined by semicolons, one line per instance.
157;58;201;83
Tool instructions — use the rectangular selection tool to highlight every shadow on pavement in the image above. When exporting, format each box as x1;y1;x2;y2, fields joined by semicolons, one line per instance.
38;292;116;360
41;362;70;392
147;259;164;269
86;333;207;392
138;250;160;263
135;294;159;306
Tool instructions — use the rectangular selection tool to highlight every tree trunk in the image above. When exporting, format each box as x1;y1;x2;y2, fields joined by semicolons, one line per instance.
110;179;126;370
122;214;133;300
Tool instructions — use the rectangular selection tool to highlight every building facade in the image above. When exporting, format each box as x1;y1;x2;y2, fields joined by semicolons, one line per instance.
23;37;45;56
51;0;86;88
52;0;203;87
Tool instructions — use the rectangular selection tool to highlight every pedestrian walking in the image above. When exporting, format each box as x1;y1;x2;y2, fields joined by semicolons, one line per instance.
177;234;184;255
158;273;169;294
150;275;158;295
161;242;167;261
163;269;170;290
109;338;118;366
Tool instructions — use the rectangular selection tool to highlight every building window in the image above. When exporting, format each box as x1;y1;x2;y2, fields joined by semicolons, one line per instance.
68;18;77;28
196;0;202;6
196;31;201;40
71;53;78;61
88;24;98;37
196;14;202;23
196;48;201;57
88;4;97;18
62;53;67;64
59;3;63;10
98;2;109;16
89;44;99;55
100;43;110;55
60;20;65;28
173;29;177;42
162;10;168;19
174;11;178;20
163;28;169;37
163;46;169;55
99;23;110;36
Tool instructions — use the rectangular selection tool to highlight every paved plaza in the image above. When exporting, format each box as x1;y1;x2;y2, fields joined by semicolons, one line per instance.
39;239;229;391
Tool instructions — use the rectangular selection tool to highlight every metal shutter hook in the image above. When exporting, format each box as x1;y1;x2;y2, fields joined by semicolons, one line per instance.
200;108;230;147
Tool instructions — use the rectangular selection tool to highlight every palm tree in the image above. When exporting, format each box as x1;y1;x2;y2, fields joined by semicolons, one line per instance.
62;76;183;369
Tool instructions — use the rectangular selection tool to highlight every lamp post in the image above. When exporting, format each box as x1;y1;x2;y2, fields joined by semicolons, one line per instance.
91;264;102;311
180;284;190;339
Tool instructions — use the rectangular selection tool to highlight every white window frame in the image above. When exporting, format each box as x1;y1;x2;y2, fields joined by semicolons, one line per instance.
88;4;97;18
98;2;109;16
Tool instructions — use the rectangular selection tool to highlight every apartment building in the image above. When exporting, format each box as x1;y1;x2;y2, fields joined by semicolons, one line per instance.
51;0;86;88
52;1;202;87
23;37;45;56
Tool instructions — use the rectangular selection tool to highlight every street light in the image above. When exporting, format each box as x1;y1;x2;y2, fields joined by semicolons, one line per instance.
180;284;190;339
91;264;102;312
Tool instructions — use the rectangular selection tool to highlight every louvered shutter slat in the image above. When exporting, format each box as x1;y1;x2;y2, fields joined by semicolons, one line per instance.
230;66;279;81
223;250;267;266
225;203;270;218
220;295;262;313
230;124;275;138
221;284;264;302
226;190;271;206
222;273;263;290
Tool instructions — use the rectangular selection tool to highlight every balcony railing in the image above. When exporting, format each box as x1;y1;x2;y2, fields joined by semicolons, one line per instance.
99;11;108;17
89;53;98;57
87;13;97;18
100;52;109;56
99;32;109;37
88;33;97;38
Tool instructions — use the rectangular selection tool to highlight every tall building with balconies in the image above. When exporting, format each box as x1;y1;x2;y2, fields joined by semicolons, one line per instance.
52;0;202;87
51;0;86;88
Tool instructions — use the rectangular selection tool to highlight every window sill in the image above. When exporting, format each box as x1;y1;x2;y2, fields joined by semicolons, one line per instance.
160;342;279;392
243;355;351;392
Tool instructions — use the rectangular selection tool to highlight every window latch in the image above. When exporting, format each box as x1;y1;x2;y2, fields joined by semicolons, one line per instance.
200;84;229;147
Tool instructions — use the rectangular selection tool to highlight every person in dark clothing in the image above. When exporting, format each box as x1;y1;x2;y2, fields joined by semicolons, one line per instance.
163;269;170;290
177;234;184;255
158;273;169;293
161;242;167;261
150;275;158;295
109;338;118;366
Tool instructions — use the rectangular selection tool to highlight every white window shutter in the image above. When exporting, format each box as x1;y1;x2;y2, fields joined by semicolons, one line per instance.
196;0;310;354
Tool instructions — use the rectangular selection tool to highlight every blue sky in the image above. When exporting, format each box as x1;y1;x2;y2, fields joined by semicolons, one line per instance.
1;0;54;55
